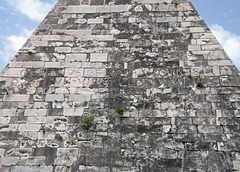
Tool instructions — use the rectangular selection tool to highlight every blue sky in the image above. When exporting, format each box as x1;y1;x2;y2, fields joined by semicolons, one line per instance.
0;0;240;71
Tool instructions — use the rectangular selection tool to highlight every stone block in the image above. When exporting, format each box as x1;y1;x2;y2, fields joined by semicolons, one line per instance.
0;157;19;166
0;109;16;116
3;68;26;77
96;5;111;13
66;5;97;13
57;148;78;156
87;18;104;24
0;117;11;124
65;68;84;77
55;47;71;53
0;148;5;157
11;166;53;172
90;53;108;62
9;62;44;68
208;60;233;66
38;132;55;139
18;156;45;165
68;94;91;102
24;109;47;116
44;62;61;68
3;94;29;102
27;117;47;124
18;124;41;131
45;94;64;102
84;69;106;77
189;27;205;33
63;108;84;116
66;54;87;62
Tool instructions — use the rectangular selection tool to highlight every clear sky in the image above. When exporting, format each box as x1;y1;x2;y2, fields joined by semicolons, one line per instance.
0;0;240;71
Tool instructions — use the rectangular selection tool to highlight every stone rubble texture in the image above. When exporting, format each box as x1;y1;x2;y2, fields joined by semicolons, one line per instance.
1;0;240;171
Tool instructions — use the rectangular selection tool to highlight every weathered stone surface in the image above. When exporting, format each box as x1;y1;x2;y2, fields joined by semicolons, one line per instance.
0;0;240;171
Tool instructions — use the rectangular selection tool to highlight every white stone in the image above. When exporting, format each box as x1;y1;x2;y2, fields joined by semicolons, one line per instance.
55;47;71;53
27;117;46;124
65;68;84;77
87;18;104;24
63;108;84;116
3;68;27;77
18;124;41;131
84;69;106;77
0;109;16;116
0;117;11;124
66;54;87;62
90;53;108;62
3;94;29;102
24;109;47;117
45;94;64;102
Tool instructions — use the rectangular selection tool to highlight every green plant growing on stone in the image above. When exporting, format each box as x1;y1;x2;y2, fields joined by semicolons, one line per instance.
195;74;203;88
81;115;95;128
116;108;125;117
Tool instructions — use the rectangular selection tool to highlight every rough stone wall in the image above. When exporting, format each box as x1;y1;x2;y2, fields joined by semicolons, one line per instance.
1;0;240;171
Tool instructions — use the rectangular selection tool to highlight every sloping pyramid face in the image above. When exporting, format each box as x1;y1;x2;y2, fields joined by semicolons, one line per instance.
1;0;240;171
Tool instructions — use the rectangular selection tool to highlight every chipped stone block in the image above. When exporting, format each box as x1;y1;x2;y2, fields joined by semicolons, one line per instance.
18;124;41;131
65;68;84;77
3;94;29;102
9;62;44;68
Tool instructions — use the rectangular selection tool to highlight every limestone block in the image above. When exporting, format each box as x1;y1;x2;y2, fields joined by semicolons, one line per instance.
45;94;64;102
90;53;108;62
202;44;223;51
44;62;61;68
38;132;55;139
96;5;111;13
84;69;106;77
18;124;41;131
68;94;91;102
233;161;240;171
189;27;205;33
0;109;16;116
60;35;75;41
65;68;84;77
56;87;69;94
3;94;29;102
188;45;201;51
66;54;87;62
63;108;84;116
24;109;47;117
66;5;97;13
87;18;104;24
0;157;19;166
9;62;44;68
27;117;47;124
94;35;114;41
198;125;222;134
18;156;45;165
110;5;132;12
0;149;5;157
55;47;71;53
3;68;26;77
0;124;18;132
11;166;53;172
57;148;78;156
208;60;233;66
205;51;224;60
0;117;11;124
19;131;38;140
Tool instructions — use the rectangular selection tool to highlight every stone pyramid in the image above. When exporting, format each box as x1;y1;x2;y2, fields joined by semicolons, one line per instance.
1;0;240;171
